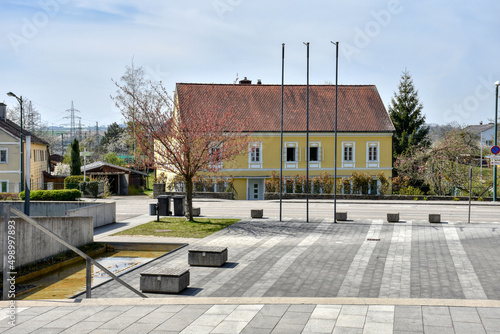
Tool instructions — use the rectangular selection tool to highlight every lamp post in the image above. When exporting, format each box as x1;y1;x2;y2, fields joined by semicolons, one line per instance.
494;81;499;202
6;92;23;193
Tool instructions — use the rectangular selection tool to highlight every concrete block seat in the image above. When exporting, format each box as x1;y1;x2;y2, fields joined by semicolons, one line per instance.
387;213;400;222
251;209;263;218
140;267;190;294
188;246;228;267
429;214;441;223
336;212;347;221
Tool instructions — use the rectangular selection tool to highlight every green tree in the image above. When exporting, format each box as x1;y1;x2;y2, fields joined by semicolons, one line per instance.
388;70;430;159
99;122;124;149
70;138;81;175
103;152;125;166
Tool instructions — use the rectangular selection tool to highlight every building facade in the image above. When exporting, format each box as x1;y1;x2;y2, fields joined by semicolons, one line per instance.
165;81;395;200
0;103;50;192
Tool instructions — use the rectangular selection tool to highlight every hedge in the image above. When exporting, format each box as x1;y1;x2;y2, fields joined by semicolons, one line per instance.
64;175;85;190
19;189;82;201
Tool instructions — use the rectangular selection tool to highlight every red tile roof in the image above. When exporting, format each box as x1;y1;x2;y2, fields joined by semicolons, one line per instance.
176;83;395;133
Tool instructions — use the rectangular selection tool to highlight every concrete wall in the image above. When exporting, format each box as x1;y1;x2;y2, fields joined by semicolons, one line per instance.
0;216;93;268
65;203;116;228
0;201;116;227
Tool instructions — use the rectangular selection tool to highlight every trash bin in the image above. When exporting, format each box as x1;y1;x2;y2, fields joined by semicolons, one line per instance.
172;195;185;216
149;203;157;216
157;195;171;216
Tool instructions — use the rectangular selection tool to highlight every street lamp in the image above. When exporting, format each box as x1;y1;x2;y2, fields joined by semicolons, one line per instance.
494;81;499;202
6;92;23;193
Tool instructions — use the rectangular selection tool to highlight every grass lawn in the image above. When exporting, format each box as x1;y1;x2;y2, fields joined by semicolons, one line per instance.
112;217;240;238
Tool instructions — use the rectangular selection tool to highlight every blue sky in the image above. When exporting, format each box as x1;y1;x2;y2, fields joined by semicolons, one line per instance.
1;0;499;129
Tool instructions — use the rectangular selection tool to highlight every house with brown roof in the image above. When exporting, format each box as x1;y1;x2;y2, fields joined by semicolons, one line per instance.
168;79;395;200
0;103;50;193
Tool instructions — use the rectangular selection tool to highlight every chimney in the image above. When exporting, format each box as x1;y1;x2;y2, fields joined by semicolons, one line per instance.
480;121;483;125
257;79;262;85
239;77;252;85
0;103;6;121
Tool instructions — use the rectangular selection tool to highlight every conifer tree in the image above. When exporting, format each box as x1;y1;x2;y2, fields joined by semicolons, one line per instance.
388;70;430;159
70;138;81;175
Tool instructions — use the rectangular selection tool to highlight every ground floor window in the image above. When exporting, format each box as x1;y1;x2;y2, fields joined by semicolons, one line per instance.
0;181;8;193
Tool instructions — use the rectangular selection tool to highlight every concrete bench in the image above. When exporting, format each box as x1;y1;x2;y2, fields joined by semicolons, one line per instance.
192;207;201;217
188;246;228;267
387;213;400;222
140;267;189;294
429;214;441;223
251;209;263;218
336;212;347;221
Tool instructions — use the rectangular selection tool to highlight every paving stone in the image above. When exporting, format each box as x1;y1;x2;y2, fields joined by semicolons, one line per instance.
259;305;290;317
335;314;365;328
393;317;423;332
453;321;486;334
246;315;281;329
212;320;249;333
423;325;455;334
363;322;393;334
340;305;368;316
310;305;341;319
301;318;335;333
332;327;363;334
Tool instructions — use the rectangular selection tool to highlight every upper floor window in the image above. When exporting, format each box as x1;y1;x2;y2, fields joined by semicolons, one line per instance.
308;142;322;162
286;147;297;162
367;142;379;162
343;142;355;162
249;142;262;163
0;149;7;163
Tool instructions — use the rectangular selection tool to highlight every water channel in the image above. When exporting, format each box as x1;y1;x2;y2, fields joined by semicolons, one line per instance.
18;245;181;300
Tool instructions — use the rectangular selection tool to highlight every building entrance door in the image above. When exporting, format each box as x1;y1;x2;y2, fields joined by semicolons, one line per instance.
248;179;263;200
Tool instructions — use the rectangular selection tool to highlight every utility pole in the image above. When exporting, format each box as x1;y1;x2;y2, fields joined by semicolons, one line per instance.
64;101;80;141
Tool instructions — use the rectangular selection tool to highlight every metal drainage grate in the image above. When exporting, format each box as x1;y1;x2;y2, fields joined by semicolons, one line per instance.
367;238;380;241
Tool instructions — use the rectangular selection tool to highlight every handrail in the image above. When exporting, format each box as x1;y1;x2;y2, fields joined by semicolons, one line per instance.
3;206;147;299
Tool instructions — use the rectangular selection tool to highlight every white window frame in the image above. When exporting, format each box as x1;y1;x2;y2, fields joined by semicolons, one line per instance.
366;141;380;168
209;143;223;169
308;141;322;168
342;142;355;168
249;142;262;168
0;148;7;164
284;142;300;169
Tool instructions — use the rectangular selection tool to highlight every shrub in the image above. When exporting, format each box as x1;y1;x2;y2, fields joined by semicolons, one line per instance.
398;186;424;196
0;193;19;200
19;189;81;201
64;175;85;190
79;181;100;198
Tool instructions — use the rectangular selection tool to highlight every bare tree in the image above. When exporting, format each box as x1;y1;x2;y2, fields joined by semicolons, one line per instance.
113;79;250;220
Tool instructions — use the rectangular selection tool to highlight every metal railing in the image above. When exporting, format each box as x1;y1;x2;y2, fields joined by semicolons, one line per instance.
2;205;147;299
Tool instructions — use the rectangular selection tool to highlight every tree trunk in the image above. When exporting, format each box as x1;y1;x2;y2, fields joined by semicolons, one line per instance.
185;175;194;221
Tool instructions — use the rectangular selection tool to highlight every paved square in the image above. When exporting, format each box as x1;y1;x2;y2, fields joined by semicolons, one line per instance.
90;218;500;300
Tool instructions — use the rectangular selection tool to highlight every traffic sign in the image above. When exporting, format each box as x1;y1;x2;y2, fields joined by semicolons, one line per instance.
491;161;500;165
492;145;500;155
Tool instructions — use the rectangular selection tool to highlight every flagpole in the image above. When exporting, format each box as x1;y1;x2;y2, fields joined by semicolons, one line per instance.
331;41;339;223
280;43;285;222
304;42;310;223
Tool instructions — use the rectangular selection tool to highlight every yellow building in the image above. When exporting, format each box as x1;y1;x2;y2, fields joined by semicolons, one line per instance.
0;103;50;192
169;80;395;200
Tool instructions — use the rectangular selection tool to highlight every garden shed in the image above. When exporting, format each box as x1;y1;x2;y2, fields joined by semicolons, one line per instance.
81;161;147;195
